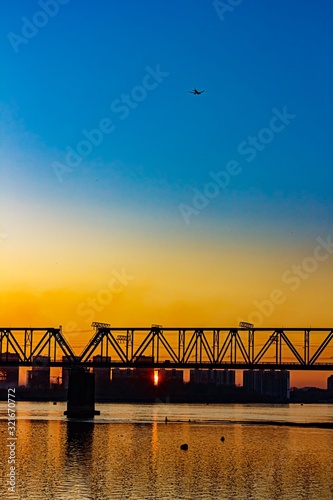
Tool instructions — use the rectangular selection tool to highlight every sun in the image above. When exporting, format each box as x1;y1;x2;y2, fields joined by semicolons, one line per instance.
154;371;159;386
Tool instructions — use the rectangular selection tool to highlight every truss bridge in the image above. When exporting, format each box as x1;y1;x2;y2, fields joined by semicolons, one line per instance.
1;326;333;370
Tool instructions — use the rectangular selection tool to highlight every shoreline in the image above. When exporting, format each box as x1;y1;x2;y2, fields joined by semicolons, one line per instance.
1;415;332;429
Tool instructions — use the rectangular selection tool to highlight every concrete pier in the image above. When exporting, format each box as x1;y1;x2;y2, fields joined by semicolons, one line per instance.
64;369;100;418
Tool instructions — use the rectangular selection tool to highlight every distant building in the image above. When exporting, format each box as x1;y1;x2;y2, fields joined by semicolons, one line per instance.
93;355;111;393
190;369;235;386
133;356;154;384
214;369;236;386
158;368;184;384
27;356;50;389
0;353;20;388
327;375;333;394
112;368;134;381
243;370;290;399
190;369;209;384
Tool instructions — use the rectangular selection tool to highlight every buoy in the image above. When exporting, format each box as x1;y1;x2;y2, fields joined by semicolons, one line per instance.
180;443;188;450
220;436;225;442
165;417;168;423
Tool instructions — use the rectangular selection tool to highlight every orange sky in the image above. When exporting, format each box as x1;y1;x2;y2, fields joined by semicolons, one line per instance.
1;219;332;388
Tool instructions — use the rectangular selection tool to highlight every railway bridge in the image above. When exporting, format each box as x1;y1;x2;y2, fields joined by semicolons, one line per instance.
1;326;332;417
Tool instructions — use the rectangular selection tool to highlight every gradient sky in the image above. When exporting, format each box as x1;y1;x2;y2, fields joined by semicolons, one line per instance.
1;1;333;387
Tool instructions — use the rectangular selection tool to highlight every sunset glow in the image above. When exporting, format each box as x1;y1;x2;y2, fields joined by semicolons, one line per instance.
1;1;332;389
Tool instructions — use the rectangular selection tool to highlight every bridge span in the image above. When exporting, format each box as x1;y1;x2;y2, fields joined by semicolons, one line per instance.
1;326;332;371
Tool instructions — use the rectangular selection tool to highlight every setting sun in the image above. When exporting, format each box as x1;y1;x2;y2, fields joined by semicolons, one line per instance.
154;371;159;386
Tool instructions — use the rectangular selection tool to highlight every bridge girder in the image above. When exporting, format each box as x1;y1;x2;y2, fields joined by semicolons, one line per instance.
0;327;332;370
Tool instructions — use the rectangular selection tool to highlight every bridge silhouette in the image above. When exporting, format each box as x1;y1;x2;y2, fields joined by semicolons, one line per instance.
1;326;333;371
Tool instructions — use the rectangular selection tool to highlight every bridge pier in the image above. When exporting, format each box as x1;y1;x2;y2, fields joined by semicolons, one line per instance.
64;368;100;418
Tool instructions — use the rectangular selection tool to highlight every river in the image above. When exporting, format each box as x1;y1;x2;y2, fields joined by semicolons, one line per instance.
1;402;333;499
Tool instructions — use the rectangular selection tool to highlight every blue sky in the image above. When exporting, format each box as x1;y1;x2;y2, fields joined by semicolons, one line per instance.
1;0;333;333
2;1;332;201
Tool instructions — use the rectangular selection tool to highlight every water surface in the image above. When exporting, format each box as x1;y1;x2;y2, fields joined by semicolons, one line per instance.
1;403;332;499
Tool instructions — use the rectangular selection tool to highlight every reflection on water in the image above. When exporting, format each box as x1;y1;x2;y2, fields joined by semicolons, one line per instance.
66;420;94;451
62;422;95;499
0;404;333;499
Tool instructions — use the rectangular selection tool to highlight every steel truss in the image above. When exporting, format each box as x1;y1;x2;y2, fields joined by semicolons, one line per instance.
0;327;332;369
0;327;77;366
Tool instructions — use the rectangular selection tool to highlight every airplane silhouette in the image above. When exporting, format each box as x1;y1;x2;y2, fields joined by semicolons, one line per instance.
189;87;205;95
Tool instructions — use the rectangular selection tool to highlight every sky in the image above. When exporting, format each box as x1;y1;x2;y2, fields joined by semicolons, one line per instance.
1;0;333;387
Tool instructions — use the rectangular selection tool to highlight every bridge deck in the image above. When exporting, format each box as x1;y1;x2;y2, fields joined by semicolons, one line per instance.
0;327;332;370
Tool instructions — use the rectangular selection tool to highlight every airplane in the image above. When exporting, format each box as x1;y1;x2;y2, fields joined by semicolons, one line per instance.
189;87;205;95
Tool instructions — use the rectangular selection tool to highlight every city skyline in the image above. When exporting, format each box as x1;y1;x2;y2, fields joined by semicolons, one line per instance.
1;325;332;389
